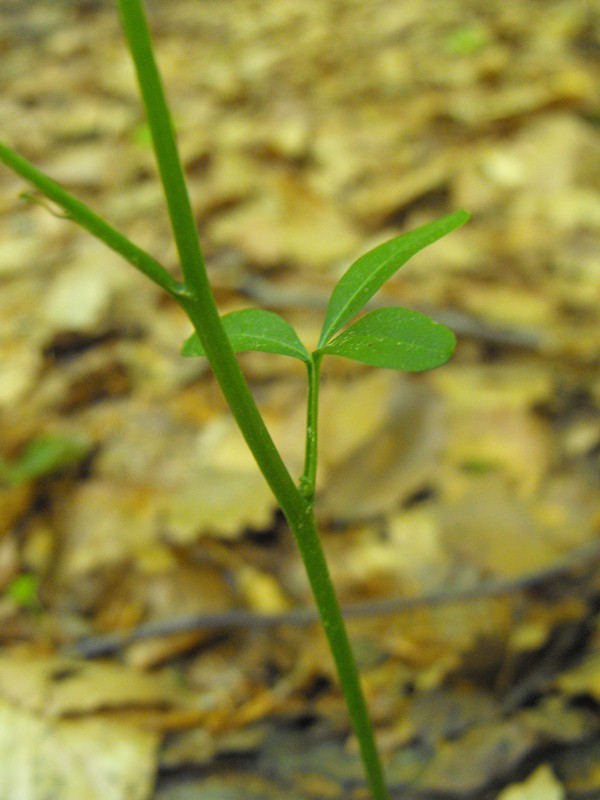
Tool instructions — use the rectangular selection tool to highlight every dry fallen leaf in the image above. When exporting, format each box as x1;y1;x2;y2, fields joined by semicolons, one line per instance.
555;651;600;702
0;653;178;716
497;764;565;800
319;375;445;519
0;652;181;800
414;719;536;794
0;699;159;800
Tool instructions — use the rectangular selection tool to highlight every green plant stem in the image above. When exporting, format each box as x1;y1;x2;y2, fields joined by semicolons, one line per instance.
290;508;391;800
0;142;183;298
118;4;389;795
1;1;391;793
117;0;207;299
116;0;300;515
300;354;322;502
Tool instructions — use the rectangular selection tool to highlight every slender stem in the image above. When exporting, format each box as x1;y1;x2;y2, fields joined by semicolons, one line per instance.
289;507;390;800
117;5;389;794
300;354;322;502
116;0;302;514
0;141;183;298
117;0;207;299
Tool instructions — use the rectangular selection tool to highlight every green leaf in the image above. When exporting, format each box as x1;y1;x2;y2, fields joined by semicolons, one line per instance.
182;308;311;363
6;574;40;611
316;307;456;371
318;209;470;347
0;434;91;487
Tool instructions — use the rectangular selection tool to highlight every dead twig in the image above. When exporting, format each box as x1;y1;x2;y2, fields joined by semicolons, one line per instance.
70;537;600;658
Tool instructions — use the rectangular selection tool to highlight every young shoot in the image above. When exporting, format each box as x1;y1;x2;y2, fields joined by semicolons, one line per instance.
0;2;469;797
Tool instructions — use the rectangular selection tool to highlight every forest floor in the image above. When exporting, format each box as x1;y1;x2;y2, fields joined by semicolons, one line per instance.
1;1;600;798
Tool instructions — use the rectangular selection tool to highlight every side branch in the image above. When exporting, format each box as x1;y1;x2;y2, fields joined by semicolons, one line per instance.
0;141;184;298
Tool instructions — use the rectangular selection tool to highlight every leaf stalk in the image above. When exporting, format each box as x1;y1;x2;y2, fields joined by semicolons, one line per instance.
300;354;322;504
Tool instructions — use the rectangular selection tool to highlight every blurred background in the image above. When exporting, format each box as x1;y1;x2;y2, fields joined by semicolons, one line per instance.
1;1;600;798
